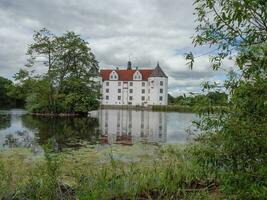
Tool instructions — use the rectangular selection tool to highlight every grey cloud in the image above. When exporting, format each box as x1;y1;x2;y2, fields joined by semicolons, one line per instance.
0;0;232;96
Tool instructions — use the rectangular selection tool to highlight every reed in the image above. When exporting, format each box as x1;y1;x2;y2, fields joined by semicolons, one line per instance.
0;145;221;199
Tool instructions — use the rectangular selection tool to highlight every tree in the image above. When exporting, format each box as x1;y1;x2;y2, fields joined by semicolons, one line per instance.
168;93;176;104
15;29;100;113
0;76;25;108
0;77;12;108
187;0;267;199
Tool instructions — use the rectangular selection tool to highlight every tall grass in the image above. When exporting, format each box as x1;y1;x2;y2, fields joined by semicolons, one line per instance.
0;161;13;199
0;145;221;200
74;146;219;199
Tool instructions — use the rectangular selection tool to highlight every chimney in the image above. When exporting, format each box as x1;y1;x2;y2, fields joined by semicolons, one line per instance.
127;61;132;70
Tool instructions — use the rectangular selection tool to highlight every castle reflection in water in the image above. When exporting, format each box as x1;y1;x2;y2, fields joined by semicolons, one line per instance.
93;109;167;145
0;109;195;151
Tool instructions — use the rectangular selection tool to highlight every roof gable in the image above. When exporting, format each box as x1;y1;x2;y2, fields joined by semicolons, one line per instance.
109;70;119;80
100;69;153;81
133;70;142;80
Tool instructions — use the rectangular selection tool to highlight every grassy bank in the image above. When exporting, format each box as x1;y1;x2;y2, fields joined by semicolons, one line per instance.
152;105;229;113
100;105;152;110
152;105;194;113
100;104;195;113
0;145;222;200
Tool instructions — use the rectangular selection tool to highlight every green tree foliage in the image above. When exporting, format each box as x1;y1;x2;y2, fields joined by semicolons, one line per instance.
0;115;11;130
167;93;176;104
187;0;267;198
0;77;12;108
14;28;100;113
0;76;24;108
168;91;228;107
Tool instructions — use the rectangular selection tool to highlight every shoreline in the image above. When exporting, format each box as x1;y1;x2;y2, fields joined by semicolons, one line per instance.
30;112;80;117
100;104;195;113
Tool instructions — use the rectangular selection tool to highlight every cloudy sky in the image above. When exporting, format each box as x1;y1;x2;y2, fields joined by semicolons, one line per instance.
0;0;233;96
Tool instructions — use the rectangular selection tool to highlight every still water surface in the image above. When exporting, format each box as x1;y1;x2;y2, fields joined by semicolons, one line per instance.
0;109;196;153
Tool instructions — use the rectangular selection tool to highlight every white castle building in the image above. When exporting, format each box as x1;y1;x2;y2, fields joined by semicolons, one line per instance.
100;62;168;106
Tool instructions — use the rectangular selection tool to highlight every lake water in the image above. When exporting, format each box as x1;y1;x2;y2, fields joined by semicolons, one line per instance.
0;109;196;153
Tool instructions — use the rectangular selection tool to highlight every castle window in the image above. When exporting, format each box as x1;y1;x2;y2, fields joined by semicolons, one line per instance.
106;95;109;100
118;89;121;93
160;88;163;93
134;75;140;80
106;88;109;93
118;82;121;86
159;96;163;101
129;82;133;86
129;96;133;101
142;82;145;86
142;89;145;94
160;81;163;86
141;96;145;101
150;80;154;88
129;89;133;93
106;82;109;86
118;96;121;100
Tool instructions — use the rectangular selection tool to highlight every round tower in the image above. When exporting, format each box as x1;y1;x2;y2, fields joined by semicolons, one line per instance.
148;62;168;105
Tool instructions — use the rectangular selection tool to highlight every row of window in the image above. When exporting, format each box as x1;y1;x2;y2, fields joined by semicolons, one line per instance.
134;74;142;80
105;81;164;86
110;74;117;79
105;96;164;101
105;88;164;94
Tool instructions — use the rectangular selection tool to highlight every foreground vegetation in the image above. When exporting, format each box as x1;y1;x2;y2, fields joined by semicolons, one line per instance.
185;0;267;199
0;145;223;200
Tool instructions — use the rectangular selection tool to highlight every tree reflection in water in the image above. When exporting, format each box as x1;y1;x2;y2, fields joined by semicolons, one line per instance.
0;115;11;130
21;115;100;152
3;130;40;152
0;109;194;152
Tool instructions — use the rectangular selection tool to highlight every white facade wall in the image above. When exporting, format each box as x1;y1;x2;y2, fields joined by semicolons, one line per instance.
147;77;168;105
101;80;168;106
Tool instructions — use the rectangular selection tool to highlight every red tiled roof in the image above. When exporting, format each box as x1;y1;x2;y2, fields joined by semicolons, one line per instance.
100;69;154;81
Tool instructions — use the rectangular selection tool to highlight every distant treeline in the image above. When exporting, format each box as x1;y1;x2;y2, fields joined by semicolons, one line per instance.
152;92;228;112
0;76;25;108
168;92;228;107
